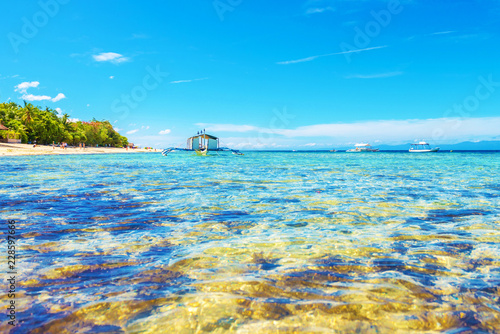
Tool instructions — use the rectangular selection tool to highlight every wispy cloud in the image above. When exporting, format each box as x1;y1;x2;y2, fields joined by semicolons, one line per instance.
170;78;208;84
345;71;403;79
159;129;171;135
430;31;455;35
0;74;19;80
277;45;387;65
126;129;139;134
131;33;150;39
92;52;129;64
305;6;335;15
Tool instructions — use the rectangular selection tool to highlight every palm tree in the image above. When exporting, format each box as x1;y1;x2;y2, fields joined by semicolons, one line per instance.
21;101;34;126
62;113;69;125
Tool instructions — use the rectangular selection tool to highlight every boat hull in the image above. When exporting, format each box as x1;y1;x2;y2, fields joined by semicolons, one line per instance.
409;148;440;153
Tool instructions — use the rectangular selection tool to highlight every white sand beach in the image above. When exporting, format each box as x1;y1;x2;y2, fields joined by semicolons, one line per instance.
0;143;158;156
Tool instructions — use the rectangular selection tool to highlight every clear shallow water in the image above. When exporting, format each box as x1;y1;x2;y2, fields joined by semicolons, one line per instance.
1;151;499;333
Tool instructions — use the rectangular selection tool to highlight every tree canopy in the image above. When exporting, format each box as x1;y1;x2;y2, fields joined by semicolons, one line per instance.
0;101;128;147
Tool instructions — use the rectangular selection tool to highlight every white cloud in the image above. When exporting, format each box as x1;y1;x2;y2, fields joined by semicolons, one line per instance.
198;117;500;145
109;76;114;79
87;104;90;107
21;93;66;102
304;143;317;146
15;81;39;94
55;107;63;115
141;125;150;130
15;81;65;102
170;78;208;84
196;123;274;133
114;127;122;132
126;129;139;134
345;71;403;79
159;129;171;135
52;93;66;102
277;46;387;65
220;137;293;149
92;52;129;64
68;118;79;123
22;94;52;101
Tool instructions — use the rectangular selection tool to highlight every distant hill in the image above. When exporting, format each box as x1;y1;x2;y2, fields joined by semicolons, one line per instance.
376;141;500;151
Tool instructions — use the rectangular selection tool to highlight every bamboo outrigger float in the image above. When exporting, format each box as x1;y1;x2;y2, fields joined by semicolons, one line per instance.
162;130;243;156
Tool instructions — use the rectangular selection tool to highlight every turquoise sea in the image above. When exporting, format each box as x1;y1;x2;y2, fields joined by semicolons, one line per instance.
1;151;500;333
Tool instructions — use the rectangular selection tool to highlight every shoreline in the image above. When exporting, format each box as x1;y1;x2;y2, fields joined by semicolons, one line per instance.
0;143;158;156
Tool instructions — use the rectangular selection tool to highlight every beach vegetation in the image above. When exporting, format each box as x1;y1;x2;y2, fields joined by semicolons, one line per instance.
0;101;128;147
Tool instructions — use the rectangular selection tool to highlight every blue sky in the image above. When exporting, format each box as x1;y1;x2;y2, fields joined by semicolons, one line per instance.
1;0;500;149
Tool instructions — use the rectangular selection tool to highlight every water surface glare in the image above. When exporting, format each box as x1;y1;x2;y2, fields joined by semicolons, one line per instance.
1;152;499;333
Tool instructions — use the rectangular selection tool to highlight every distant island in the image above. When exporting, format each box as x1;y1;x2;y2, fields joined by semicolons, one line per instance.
0;101;128;147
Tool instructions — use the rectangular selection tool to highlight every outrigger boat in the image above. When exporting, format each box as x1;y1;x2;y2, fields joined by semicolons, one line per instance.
346;143;379;152
409;142;439;153
162;131;243;156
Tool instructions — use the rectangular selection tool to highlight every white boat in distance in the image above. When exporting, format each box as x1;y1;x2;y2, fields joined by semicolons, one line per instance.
409;142;440;153
346;143;380;152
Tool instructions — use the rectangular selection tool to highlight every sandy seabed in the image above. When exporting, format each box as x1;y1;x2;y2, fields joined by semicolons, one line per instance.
0;143;157;156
